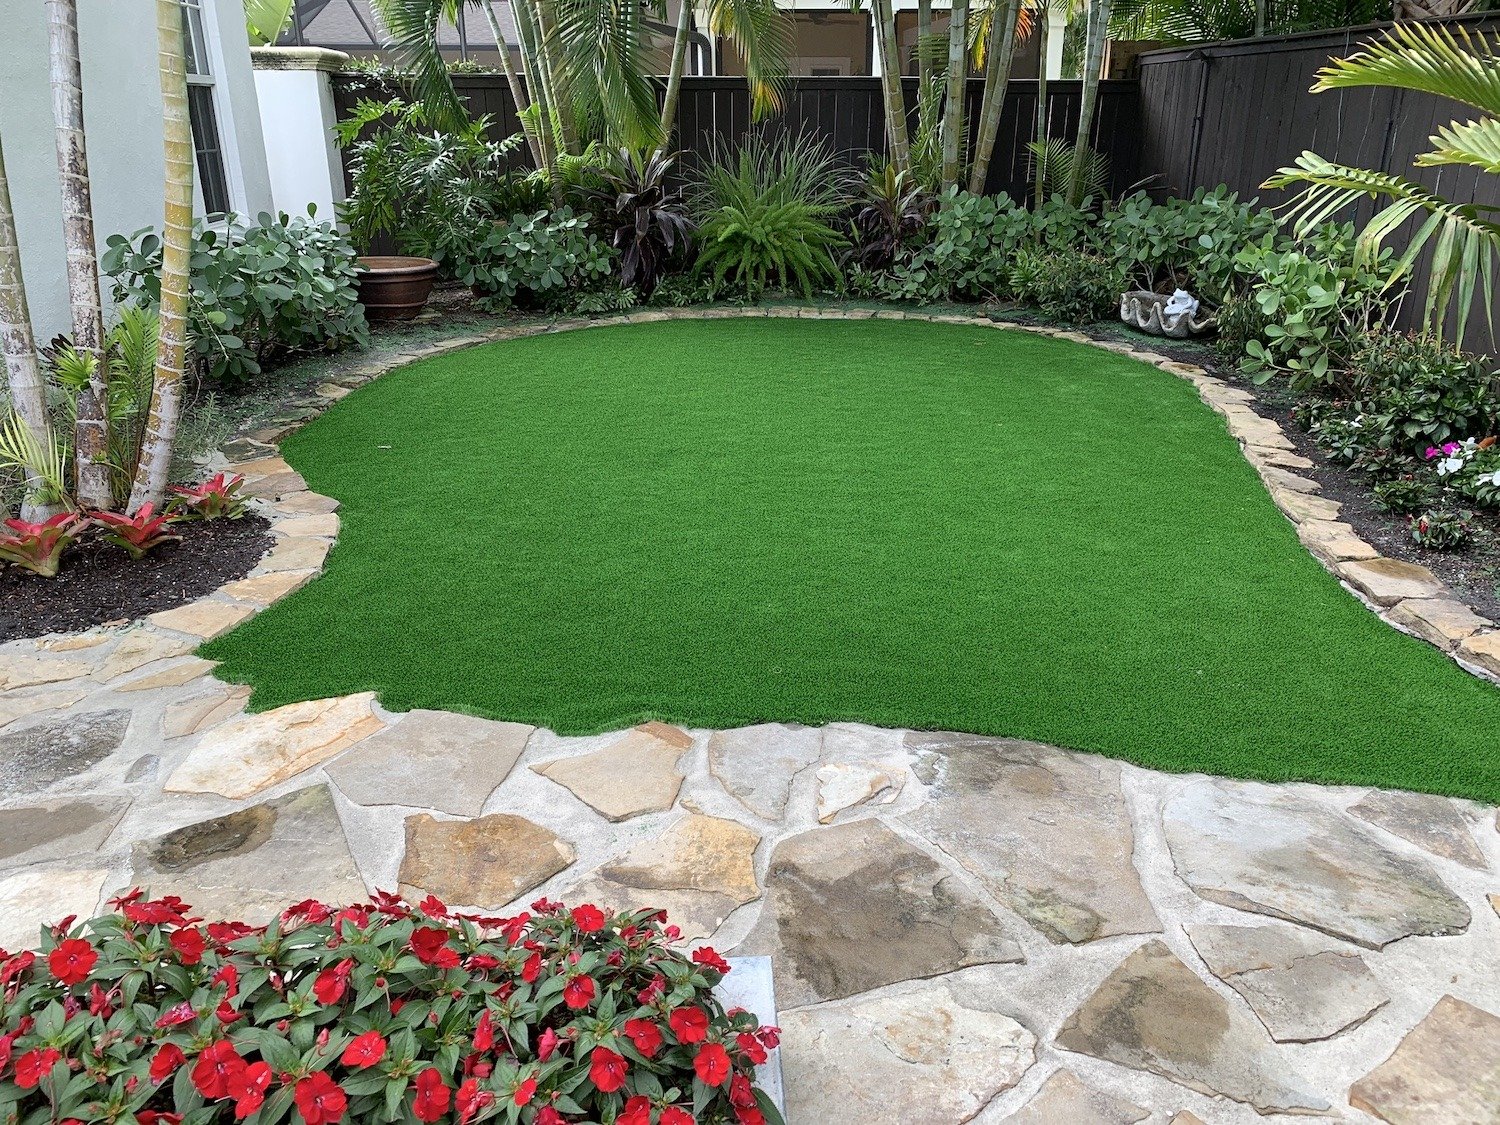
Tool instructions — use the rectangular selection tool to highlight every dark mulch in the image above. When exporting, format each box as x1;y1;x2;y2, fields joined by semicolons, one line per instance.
0;515;274;643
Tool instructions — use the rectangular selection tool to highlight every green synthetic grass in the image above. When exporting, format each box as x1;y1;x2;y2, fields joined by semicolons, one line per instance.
204;318;1500;801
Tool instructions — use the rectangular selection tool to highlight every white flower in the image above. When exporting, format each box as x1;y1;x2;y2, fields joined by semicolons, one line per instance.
1438;457;1465;477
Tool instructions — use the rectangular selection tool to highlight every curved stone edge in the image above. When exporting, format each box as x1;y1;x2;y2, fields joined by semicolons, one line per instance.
18;303;1500;688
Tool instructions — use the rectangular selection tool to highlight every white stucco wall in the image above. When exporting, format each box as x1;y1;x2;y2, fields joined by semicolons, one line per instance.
251;48;350;221
0;0;273;341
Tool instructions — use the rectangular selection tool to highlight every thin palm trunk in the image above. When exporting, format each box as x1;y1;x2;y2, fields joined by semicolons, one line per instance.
128;0;193;512
1067;0;1110;205
917;0;933;86
46;0;111;510
514;0;564;203
534;0;579;155
873;0;912;174
940;0;970;189
658;0;694;146
968;0;1019;193
480;0;542;165
0;134;58;521
1033;0;1049;205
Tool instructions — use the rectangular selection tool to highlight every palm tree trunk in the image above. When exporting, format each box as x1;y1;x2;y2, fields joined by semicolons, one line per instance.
480;0;542;166
46;0;111;511
917;0;933;86
1033;0;1049;205
129;0;193;512
0;134;59;521
873;0;912;175
968;0;1019;193
533;0;579;155
658;0;694;147
1066;0;1110;205
514;0;563;203
940;0;970;189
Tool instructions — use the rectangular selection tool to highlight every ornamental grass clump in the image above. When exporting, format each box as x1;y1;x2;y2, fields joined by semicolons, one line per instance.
0;891;781;1125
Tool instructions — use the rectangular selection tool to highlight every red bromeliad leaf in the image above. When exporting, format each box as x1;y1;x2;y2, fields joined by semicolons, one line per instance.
168;472;247;521
0;513;86;577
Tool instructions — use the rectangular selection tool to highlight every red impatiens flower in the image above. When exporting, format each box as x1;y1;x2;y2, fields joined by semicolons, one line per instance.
411;1067;451;1123
294;1071;347;1125
734;1106;766;1125
535;1109;566;1125
521;950;543;983
570;904;605;933
589;1047;628;1093
537;1027;559;1061
410;927;460;969
456;1077;494;1124
14;1047;61;1088
48;938;97;986
736;1031;768;1065
230;1061;272;1119
623;1017;663;1057
149;1043;186;1083
563;973;596;1010
692;946;731;975
669;1006;709;1044
155;1001;197;1028
661;1108;696;1125
168;928;206;966
340;1030;386;1068
730;1073;757;1108
190;1040;244;1099
312;958;354;1005
473;1008;495;1052
618;1096;653;1125
694;1042;731;1087
512;1075;538;1106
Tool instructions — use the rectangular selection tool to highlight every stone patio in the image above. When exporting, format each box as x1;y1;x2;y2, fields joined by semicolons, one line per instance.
1;641;1496;1123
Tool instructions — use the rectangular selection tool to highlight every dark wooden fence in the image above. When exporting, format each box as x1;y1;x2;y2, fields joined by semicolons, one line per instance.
331;74;1141;201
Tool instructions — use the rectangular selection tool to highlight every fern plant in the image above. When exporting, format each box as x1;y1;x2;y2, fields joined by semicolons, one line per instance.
1265;22;1500;344
1027;137;1109;204
696;200;848;299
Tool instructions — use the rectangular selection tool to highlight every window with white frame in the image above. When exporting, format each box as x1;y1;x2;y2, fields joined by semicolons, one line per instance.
180;0;232;215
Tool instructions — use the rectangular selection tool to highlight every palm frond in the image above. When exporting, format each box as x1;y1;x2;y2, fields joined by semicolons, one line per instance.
370;0;471;132
1418;116;1500;175
0;413;73;511
557;0;663;148
1312;22;1500;118
1028;136;1107;199
706;0;793;119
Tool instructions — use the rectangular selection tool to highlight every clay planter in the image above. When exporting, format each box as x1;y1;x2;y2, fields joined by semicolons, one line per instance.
355;256;439;320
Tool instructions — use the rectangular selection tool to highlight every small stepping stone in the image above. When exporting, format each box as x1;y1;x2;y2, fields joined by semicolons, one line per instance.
399;812;573;908
707;723;822;820
1349;790;1487;870
1350;995;1500;1123
531;722;691;821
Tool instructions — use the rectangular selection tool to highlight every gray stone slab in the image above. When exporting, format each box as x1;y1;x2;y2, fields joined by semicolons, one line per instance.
0;710;130;794
0;797;131;865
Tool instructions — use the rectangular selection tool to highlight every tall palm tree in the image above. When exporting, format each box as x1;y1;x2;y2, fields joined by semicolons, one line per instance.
967;0;1021;193
46;0;111;510
1265;21;1500;343
0;133;60;521
128;0;195;512
859;0;913;176
1066;0;1111;204
660;0;792;145
939;0;971;188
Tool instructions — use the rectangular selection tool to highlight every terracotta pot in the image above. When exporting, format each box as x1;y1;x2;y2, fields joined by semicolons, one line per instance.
355;256;439;320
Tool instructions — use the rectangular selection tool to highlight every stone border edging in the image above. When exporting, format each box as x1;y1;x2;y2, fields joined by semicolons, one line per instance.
146;304;1500;686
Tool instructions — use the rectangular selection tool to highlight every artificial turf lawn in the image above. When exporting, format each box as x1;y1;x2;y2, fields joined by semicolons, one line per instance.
204;317;1500;802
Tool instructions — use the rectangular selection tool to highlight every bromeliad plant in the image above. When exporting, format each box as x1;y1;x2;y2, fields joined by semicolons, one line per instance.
92;503;182;560
170;472;248;520
0;513;87;577
0;892;783;1125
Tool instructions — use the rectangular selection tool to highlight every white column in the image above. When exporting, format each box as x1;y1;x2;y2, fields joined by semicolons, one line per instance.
250;47;350;221
1046;6;1066;80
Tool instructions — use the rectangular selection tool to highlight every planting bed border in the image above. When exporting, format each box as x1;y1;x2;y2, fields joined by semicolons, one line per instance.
62;304;1500;686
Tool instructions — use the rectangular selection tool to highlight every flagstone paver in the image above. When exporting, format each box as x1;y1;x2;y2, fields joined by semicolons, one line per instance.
0;797;130;865
399;812;574;907
0;682;92;730
1163;778;1470;948
1349;995;1500;1123
0;709;131;794
532;722;691;821
1348;789;1488;870
706;722;822;820
1003;1070;1149;1124
0;866;111;951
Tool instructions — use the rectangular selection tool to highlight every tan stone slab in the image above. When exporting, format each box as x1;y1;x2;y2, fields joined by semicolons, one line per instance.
148;600;257;641
93;629;197;680
216;570;318;605
1246;444;1315;469
1337;558;1445;607
1297;519;1379;564
1259;463;1321;493
0;683;91;730
599;814;760;902
1349;995;1500;1123
0;797;130;865
531;723;690;821
1273;487;1342;523
1169;1114;1207;1125
272;513;339;538
1387;599;1490;648
39;632;109;652
274;491;340;515
253;536;330;574
399;812;574;908
162;684;251;738
112;657;218;692
1004;1070;1148;1124
244;471;308;499
0;866;109;951
1458;630;1500;678
164;692;384;799
314;382;352;401
0;653;94;691
1350;790;1488;870
231;455;294;478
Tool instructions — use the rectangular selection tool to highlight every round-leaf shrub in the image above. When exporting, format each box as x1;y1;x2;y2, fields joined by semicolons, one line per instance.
0;892;782;1125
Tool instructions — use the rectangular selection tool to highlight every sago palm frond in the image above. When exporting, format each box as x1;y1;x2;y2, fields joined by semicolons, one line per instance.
706;0;793;118
1312;22;1500;118
1266;151;1500;343
1419;117;1500;175
0;413;73;511
370;0;471;131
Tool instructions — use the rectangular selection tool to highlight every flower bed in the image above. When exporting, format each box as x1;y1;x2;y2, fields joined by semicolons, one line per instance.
0;892;781;1125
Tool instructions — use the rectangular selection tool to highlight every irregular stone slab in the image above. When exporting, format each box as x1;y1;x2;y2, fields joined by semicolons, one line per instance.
1169;1114;1207;1125
273;514;339;538
1272;488;1342;523
161;684;251;739
1186;923;1388;1042
0;652;92;691
93;630;196;680
275;492;339;516
780;977;1036;1125
1258;464;1321;494
400;812;574;907
1349;995;1500;1123
1387;598;1489;649
112;657;218;692
129;785;366;924
1336;558;1445;606
1297;519;1379;563
1004;1070;1148;1124
0;867;109;952
1458;631;1500;679
0;710;130;794
816;761;905;823
39;632;109;652
707;723;822;820
328;710;533;816
1164;779;1470;948
125;754;160;782
164;693;384;799
1056;940;1329;1115
0;683;91;730
147;600;256;641
531;722;690;821
566;814;761;942
736;819;1022;1007
253;536;329;573
904;733;1160;944
243;470;308;499
216;570;317;605
0;797;131;865
1350;790;1487;870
